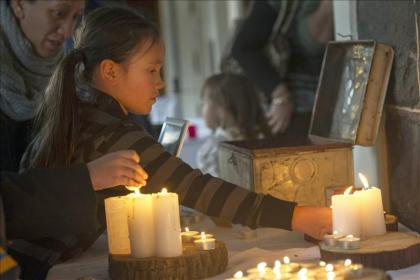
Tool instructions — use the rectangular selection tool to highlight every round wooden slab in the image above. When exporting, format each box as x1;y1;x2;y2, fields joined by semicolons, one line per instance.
320;232;420;270
109;241;228;280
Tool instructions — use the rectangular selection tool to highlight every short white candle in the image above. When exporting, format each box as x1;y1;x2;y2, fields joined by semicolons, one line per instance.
181;227;199;243
154;188;182;257
332;186;361;237
323;231;344;247
193;231;214;240
226;271;249;280
127;189;155;258
338;235;360;250
354;173;386;237
193;237;216;250
104;196;131;255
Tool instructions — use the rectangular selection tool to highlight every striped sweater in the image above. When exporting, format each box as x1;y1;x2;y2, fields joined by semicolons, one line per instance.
76;92;297;230
11;91;296;279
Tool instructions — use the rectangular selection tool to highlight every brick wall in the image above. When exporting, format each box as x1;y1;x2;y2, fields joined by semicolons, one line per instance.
357;0;420;232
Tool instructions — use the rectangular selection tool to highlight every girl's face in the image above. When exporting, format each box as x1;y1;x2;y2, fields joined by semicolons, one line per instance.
201;88;221;129
11;0;84;58
115;39;165;115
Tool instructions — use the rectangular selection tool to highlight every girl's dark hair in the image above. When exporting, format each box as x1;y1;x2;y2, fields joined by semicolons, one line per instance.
27;6;160;168
203;73;271;139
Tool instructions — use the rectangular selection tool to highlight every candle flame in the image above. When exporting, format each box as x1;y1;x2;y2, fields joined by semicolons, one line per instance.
297;268;308;277
346;234;354;238
333;230;338;235
273;266;281;278
185;227;189;232
325;264;334;272
125;185;142;193
274;260;281;268
344;186;353;196
234;271;243;278
319;261;326;267
358;173;370;190
257;262;267;273
283;256;290;264
161;188;168;194
327;271;335;280
200;231;206;240
344;259;352;267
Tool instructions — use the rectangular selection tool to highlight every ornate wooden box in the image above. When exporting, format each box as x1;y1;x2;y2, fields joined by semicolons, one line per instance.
219;41;394;206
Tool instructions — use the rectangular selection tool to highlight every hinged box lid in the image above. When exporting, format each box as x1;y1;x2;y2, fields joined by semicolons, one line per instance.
309;40;394;146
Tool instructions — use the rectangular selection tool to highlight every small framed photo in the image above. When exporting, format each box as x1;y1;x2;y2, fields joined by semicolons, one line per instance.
158;117;188;157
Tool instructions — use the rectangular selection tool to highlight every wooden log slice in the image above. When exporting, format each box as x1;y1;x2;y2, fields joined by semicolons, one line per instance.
109;241;228;280
320;232;420;271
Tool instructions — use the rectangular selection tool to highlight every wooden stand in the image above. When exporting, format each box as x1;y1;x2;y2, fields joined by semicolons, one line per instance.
109;241;228;280
320;232;420;270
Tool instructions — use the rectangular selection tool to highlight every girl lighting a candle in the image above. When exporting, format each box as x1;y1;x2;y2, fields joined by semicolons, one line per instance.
20;6;332;272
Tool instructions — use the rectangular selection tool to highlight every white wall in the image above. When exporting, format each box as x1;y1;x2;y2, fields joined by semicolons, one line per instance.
159;0;243;120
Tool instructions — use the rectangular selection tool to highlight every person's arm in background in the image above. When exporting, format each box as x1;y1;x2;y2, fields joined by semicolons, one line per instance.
232;0;293;134
0;150;147;240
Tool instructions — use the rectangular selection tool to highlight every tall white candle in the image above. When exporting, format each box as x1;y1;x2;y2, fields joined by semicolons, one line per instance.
153;188;182;257
127;190;155;258
356;173;386;237
332;187;361;237
104;196;131;255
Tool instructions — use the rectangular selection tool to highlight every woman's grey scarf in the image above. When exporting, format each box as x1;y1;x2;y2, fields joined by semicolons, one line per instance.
0;1;62;121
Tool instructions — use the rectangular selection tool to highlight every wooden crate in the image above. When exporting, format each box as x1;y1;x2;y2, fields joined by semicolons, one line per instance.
219;41;394;206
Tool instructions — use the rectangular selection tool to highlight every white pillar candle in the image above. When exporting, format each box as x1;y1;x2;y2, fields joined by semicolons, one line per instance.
127;191;155;258
354;187;386;237
104;196;131;255
154;188;182;257
332;187;361;237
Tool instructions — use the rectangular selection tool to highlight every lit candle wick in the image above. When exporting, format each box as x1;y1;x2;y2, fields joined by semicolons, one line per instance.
344;259;352;267
200;231;206;241
134;188;140;195
161;188;168;194
185;227;189;232
358;172;370;190
344;186;353;195
233;271;243;279
283;256;290;264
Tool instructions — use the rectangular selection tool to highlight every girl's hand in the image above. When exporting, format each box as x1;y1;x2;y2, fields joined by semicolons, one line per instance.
86;150;148;191
291;206;332;240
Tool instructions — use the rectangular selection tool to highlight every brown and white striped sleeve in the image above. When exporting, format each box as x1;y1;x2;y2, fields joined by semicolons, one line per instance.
80;119;297;230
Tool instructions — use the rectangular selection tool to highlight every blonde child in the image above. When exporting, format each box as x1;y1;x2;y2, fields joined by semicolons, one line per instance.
197;73;270;177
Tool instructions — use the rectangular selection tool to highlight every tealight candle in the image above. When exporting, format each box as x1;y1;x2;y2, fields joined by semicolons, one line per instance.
323;231;344;247
193;231;214;240
226;271;249;280
193;232;216;250
338;235;360;250
181;227;199;243
246;262;274;279
275;256;300;273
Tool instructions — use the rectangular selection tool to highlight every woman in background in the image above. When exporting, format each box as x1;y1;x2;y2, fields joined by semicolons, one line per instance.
0;0;84;171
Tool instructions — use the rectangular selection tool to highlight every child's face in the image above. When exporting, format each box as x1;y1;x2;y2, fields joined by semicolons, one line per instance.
202;88;221;129
115;39;165;115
